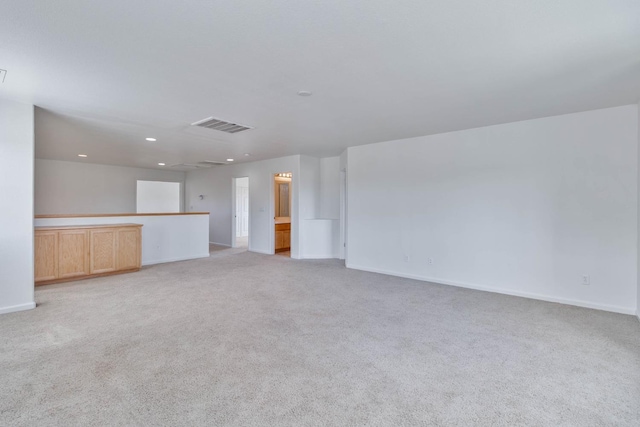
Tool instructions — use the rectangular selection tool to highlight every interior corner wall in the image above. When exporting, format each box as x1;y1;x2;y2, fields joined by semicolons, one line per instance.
348;105;638;315
34;159;185;214
339;149;348;171
185;155;301;257
320;156;341;219
0;99;35;314
299;155;320;219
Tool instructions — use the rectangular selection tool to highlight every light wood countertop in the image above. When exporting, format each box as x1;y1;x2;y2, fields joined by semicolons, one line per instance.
35;223;143;231
35;212;209;219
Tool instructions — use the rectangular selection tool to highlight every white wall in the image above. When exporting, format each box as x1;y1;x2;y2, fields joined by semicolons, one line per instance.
348;105;638;315
35;214;209;266
185;156;301;257
638;101;640;321
319;156;341;257
35;159;185;214
136;180;181;213
299;155;320;219
339;149;349;260
302;220;339;259
320;156;340;219
0;99;35;314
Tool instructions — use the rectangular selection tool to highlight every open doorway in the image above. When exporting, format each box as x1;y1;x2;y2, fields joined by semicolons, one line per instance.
339;169;347;261
274;172;291;256
232;177;249;249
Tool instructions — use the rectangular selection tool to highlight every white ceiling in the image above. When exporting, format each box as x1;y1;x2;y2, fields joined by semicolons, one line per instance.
1;1;639;170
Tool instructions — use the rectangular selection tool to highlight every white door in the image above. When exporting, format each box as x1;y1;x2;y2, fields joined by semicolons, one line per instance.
240;187;249;236
236;182;249;238
235;191;242;237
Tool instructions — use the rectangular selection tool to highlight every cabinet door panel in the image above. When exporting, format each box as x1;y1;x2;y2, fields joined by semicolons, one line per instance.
117;228;140;270
35;231;58;282
90;229;117;274
283;230;290;249
58;230;89;279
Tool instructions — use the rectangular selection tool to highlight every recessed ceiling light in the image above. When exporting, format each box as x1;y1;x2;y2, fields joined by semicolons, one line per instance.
226;158;234;162
297;90;312;97
78;154;87;157
146;137;156;142
158;162;165;166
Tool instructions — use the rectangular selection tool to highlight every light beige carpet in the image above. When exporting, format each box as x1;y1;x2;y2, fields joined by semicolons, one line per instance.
1;248;639;426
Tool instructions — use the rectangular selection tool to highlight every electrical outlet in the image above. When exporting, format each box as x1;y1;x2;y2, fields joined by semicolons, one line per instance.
403;255;410;262
428;258;433;265
582;275;590;285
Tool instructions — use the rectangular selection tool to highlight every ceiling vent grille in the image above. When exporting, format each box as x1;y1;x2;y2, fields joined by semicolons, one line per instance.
191;116;253;134
169;161;227;169
198;160;227;166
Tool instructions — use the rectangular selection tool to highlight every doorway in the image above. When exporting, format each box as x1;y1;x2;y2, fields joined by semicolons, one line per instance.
232;177;249;248
274;172;291;256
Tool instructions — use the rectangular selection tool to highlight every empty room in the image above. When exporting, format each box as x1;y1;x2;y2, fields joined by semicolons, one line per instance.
1;1;639;426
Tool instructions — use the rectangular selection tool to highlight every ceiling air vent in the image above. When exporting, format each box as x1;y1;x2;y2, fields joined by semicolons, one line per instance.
198;160;227;166
191;116;253;134
169;161;227;169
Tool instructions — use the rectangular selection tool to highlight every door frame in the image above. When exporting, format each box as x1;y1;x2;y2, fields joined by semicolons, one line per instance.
271;172;293;256
339;169;347;260
231;176;249;248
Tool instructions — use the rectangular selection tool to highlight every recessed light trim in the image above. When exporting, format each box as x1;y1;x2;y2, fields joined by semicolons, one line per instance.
297;90;312;97
158;162;165;166
146;137;157;142
78;154;87;157
226;158;234;162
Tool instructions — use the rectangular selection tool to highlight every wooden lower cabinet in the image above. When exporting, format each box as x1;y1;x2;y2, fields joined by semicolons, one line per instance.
34;231;58;282
59;229;90;279
275;222;291;252
116;227;141;271
35;224;142;285
90;228;117;274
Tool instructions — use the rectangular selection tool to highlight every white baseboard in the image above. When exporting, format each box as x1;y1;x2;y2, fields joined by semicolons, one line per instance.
249;248;273;255
0;301;36;315
346;263;636;316
301;254;339;259
210;241;231;247
142;253;210;266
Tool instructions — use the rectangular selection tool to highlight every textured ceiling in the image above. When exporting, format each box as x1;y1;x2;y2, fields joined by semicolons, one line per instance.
1;0;639;170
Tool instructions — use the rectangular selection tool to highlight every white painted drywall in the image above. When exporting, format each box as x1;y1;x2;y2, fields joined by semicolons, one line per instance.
339;150;348;260
295;155;341;258
299;155;320;219
637;101;640;321
35;159;185;214
320;156;340;219
136;180;181;213
185;156;301;258
0;99;35;314
302;220;339;258
34;214;209;266
348;105;638;315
